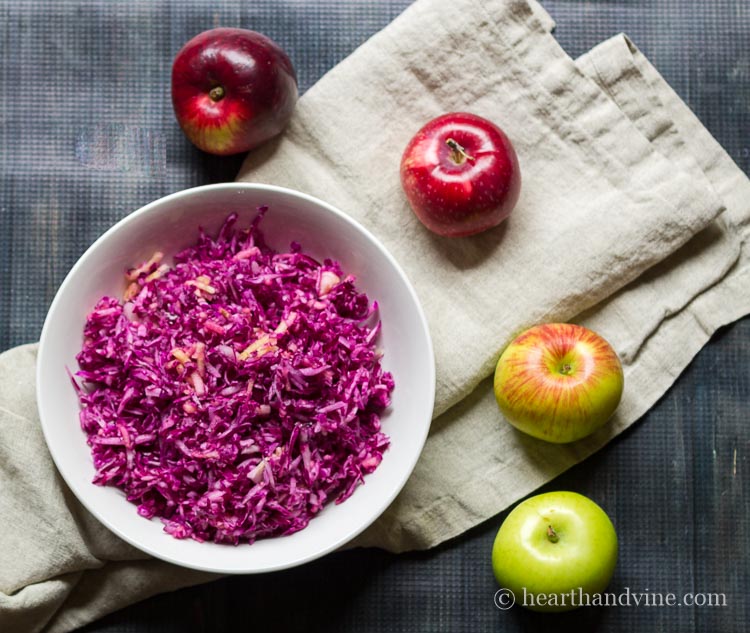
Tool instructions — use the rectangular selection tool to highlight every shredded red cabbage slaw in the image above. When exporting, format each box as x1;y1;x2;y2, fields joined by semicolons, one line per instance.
73;210;393;544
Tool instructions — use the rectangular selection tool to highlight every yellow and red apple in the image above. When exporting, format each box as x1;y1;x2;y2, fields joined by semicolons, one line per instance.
493;323;624;443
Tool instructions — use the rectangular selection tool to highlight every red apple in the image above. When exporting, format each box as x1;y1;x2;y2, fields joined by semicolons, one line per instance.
493;323;624;443
400;112;521;237
171;28;298;156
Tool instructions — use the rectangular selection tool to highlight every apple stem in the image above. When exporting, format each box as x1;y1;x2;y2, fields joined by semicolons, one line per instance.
561;363;572;375
546;525;559;543
209;85;225;102
446;138;475;164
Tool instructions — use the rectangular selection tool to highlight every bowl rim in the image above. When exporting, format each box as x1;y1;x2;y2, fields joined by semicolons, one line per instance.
36;182;435;573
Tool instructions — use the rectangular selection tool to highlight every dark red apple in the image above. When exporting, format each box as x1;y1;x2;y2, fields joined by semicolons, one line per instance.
171;28;298;156
400;112;521;237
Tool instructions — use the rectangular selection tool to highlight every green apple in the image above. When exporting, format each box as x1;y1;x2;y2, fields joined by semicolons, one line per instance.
492;491;618;612
494;323;624;443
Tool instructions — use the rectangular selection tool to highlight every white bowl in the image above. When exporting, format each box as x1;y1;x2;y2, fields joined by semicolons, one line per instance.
37;183;434;574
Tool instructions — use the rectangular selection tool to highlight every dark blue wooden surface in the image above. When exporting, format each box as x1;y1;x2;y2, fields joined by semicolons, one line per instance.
1;1;747;631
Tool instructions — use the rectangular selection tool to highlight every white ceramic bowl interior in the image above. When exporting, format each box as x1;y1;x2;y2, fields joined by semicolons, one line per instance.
37;183;434;573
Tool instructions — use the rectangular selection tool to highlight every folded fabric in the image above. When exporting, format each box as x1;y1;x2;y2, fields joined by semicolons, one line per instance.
1;1;748;632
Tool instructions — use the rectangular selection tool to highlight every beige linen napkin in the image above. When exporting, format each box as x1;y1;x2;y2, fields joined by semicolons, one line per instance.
2;1;748;631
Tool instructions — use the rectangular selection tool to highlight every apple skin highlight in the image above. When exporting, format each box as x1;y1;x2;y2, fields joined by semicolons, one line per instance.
493;323;624;443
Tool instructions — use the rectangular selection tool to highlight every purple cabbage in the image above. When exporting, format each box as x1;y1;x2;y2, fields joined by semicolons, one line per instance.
74;210;394;544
